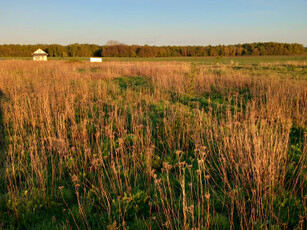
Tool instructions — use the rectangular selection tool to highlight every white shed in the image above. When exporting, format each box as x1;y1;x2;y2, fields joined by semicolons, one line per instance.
32;49;48;61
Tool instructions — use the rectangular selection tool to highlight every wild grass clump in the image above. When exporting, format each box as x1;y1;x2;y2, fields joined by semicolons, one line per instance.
0;60;306;229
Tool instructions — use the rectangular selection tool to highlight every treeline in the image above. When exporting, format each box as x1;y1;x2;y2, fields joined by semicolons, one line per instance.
0;44;102;57
0;42;304;57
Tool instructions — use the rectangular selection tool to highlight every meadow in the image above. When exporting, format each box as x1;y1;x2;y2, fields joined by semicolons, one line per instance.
0;58;306;229
1;55;307;65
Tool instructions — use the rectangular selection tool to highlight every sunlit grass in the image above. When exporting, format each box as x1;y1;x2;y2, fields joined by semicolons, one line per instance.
0;60;306;229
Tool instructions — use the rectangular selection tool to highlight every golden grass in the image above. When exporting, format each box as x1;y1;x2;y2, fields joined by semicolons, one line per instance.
0;60;306;229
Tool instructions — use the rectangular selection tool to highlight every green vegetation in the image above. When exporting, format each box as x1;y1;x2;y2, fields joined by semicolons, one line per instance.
0;59;306;229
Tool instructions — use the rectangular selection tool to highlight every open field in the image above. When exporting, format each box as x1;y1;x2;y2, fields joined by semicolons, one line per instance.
1;55;307;65
0;59;306;229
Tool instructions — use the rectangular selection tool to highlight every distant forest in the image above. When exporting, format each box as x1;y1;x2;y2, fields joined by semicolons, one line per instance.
0;42;305;57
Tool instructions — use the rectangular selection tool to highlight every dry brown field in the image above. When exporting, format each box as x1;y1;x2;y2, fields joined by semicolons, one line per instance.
0;60;306;229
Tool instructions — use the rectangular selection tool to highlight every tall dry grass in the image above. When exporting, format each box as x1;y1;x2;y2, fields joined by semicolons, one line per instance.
0;60;306;229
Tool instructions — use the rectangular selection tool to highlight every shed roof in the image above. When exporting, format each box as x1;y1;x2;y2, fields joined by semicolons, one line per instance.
33;49;48;55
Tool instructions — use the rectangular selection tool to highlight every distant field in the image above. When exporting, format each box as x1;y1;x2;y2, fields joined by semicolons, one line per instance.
0;59;306;229
1;56;306;80
1;55;307;65
100;55;307;65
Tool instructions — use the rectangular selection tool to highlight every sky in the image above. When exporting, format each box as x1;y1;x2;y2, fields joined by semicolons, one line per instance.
0;0;306;46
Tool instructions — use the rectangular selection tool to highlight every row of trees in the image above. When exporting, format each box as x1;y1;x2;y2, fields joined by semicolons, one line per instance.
0;44;101;57
0;42;305;57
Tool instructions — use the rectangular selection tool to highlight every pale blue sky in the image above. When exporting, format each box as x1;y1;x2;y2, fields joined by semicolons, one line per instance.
0;0;306;46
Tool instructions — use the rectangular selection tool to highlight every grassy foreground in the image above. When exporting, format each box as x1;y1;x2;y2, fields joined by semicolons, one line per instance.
0;60;306;229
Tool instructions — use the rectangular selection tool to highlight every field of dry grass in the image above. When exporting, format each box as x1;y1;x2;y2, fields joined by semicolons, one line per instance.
0;60;306;229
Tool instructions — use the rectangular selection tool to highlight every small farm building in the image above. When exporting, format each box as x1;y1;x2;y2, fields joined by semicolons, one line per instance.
32;49;48;61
